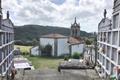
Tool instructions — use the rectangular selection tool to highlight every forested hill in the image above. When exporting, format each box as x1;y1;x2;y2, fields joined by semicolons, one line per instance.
14;25;94;41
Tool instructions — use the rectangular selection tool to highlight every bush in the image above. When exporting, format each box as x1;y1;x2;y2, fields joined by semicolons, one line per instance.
14;40;37;46
64;56;69;61
72;52;80;59
22;52;26;55
85;39;92;45
22;52;29;55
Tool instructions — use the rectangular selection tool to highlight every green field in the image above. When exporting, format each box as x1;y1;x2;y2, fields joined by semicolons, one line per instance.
14;45;62;69
24;55;62;69
14;45;32;54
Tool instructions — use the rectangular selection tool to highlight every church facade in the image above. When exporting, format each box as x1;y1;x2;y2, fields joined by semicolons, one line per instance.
31;18;85;57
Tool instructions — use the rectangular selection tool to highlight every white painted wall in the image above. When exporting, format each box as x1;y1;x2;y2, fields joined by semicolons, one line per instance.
57;38;69;56
31;46;39;56
40;38;84;57
40;38;54;56
71;44;84;55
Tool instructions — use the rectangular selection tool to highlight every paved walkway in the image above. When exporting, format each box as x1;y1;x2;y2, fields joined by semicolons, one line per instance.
16;69;102;80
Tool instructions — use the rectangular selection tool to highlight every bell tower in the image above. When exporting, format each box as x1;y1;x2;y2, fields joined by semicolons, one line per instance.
70;17;80;39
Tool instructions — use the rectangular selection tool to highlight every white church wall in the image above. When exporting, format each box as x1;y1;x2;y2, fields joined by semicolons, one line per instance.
57;38;69;56
31;46;39;56
71;44;84;55
40;38;54;56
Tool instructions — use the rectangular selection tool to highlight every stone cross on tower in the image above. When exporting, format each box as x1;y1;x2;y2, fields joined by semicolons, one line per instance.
7;11;9;19
104;9;107;18
74;17;76;23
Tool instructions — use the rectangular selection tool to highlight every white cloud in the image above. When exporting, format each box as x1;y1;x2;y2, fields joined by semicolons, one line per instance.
2;0;113;32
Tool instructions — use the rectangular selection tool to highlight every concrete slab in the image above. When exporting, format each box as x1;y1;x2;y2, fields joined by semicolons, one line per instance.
16;69;102;80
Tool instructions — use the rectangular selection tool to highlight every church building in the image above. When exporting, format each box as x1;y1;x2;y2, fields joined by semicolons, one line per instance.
31;18;85;57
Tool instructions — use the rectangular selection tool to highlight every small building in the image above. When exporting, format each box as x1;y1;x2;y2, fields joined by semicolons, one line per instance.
30;46;39;56
68;37;84;55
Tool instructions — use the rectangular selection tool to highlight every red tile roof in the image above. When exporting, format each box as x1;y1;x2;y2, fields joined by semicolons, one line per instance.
68;37;84;45
41;33;68;39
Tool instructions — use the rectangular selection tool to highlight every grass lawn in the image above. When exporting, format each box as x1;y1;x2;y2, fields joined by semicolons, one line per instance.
14;45;32;54
14;45;63;69
24;55;63;69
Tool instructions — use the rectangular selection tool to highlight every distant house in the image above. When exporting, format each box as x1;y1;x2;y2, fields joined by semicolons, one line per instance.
30;46;39;56
31;18;85;57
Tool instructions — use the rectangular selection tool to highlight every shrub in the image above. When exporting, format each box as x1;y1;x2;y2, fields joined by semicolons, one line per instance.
72;52;80;59
64;56;69;61
85;39;92;45
22;52;26;55
14;40;36;46
22;52;29;55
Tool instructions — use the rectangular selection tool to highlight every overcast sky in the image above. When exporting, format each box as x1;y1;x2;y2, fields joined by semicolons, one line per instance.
2;0;113;32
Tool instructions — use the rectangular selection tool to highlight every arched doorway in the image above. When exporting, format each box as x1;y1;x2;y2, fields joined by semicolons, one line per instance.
41;44;52;56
